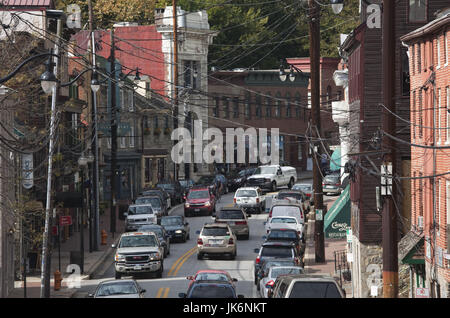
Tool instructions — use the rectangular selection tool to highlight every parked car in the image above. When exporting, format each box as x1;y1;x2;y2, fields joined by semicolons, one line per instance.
124;204;157;232
140;188;171;210
227;168;255;192
263;228;303;255
184;186;216;217
178;280;244;298
88;279;146;298
246;165;297;191
213;207;250;240
253;242;302;284
255;259;299;292
292;183;314;206
179;179;194;198
156;180;183;205
196;223;237;260
268;203;305;229
186;270;238;288
137;224;170;258
134;196;167;221
322;173;342;195
195;175;219;196
112;231;164;279
160;215;190;243
268;274;345;298
275;189;310;212
264;216;304;240
259;266;304;298
233;187;265;214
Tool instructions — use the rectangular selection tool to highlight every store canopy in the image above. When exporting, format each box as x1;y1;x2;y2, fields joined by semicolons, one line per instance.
324;184;350;239
398;231;424;265
330;147;341;172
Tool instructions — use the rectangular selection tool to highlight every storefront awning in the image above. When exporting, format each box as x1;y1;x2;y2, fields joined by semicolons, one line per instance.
324;184;350;239
398;231;424;265
330;147;341;172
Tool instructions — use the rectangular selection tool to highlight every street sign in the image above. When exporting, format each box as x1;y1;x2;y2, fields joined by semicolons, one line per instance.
347;229;353;243
416;288;430;298
315;209;323;221
22;153;33;189
59;216;72;226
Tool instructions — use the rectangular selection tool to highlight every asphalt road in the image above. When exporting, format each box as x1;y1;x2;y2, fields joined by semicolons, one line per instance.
72;178;339;298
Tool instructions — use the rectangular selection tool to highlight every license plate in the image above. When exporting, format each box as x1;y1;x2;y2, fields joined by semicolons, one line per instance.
195;208;200;212
209;239;222;244
134;265;142;270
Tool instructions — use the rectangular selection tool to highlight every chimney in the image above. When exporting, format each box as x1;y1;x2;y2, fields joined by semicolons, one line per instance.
155;8;165;27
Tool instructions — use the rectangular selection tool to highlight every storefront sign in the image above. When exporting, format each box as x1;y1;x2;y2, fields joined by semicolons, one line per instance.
416;288;430;298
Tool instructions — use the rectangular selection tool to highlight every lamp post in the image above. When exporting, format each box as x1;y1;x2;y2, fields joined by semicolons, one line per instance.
78;151;93;274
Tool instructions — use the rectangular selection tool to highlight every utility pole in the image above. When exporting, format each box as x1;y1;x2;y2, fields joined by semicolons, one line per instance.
172;0;179;181
309;0;325;262
110;28;117;236
381;0;398;298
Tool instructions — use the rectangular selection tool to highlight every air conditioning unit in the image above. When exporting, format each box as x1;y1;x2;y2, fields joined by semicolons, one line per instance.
417;216;424;230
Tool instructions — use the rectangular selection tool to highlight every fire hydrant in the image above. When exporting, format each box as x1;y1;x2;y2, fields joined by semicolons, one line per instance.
54;270;62;291
101;230;107;245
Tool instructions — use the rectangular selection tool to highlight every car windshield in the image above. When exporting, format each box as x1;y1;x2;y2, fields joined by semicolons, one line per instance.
271;217;297;224
217;210;244;220
262;261;295;272
161;217;183;226
138;227;163;237
197;176;215;184
179;180;191;187
289;282;342;298
272;206;301;215
261;246;293;258
324;176;340;183
119;235;157;248
188;190;210;199
271;267;304;278
195;273;230;282
128;206;153;215
277;193;302;201
158;184;174;190
135;197;161;208
189;285;235;298
96;282;138;296
254;167;277;175
238;170;247;177
202;227;229;236
268;230;298;240
292;184;312;192
235;189;257;197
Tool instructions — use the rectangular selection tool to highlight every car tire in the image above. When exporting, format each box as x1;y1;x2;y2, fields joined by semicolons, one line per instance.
271;181;277;192
156;262;164;278
182;233;187;243
256;281;260;291
288;178;294;189
115;271;122;279
197;253;203;260
254;275;258;285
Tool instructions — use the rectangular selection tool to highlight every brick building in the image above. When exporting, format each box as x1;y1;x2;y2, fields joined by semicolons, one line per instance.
401;7;450;298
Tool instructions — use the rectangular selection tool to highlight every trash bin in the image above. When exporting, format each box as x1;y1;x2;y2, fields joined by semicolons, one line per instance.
69;251;83;272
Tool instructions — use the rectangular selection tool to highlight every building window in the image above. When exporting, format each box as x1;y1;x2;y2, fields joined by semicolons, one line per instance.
419;89;423;138
275;93;282;118
412;91;416;140
411;44;415;75
265;94;272;118
446;181;450;239
447;87;450;143
436;88;441;143
436;179;441;236
437;35;441;68
409;0;427;23
402;48;410;96
245;94;251;119
255;94;262;118
214;97;219;117
326;85;332;107
233;97;239;118
107;137;111;149
129;126;135;148
145;81;151;99
120;134;126;148
286;97;291;118
144;157;151;184
164;115;169;129
418;43;422;73
183;60;199;89
444;31;448;66
128;90;134;112
223;97;230;118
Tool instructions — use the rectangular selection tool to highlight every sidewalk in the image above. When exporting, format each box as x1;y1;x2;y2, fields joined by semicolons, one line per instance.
8;209;124;298
303;195;353;297
297;169;313;181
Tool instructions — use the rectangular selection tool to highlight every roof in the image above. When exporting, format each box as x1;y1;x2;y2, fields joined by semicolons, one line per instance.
0;0;54;7
120;231;157;236
400;12;450;44
195;269;230;275
204;222;229;228
262;241;295;247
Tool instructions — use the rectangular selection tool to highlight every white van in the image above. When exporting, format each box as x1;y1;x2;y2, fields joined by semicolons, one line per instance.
268;203;305;226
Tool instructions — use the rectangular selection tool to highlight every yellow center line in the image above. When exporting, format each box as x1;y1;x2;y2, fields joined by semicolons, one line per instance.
167;246;197;276
162;287;170;298
171;248;197;277
156;287;164;298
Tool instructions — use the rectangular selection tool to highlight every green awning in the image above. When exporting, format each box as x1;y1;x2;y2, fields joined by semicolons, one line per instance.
324;184;350;239
399;231;424;265
330;147;341;172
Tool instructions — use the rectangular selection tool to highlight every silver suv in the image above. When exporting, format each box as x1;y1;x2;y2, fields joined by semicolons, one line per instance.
268;274;345;298
113;232;164;279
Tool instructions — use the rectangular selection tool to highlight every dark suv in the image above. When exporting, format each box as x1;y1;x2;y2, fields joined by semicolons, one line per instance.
254;242;302;285
263;228;303;255
268;274;345;298
157;181;183;205
178;280;244;298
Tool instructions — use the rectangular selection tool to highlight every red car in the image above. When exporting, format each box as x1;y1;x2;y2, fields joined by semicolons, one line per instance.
184;187;216;217
186;270;238;288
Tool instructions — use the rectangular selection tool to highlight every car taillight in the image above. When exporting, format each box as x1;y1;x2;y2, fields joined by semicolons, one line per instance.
228;238;234;244
335;183;340;186
306;193;311;197
197;238;203;245
256;198;259;203
234;198;237;203
266;280;275;287
256;256;260;264
269;211;272;218
235;221;247;225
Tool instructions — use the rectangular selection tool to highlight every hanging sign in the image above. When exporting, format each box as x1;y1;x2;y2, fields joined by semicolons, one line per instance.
22;153;33;189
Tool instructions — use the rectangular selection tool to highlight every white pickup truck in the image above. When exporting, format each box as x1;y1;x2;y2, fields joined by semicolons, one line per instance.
246;165;297;192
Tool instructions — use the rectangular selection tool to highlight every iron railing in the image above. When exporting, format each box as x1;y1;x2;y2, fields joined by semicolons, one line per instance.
334;249;351;287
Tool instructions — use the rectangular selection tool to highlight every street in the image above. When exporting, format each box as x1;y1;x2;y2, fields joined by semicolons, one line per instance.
72;179;341;298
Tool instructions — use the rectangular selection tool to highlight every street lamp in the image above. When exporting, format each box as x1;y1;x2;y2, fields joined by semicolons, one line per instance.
279;61;304;82
330;0;344;15
40;58;58;94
